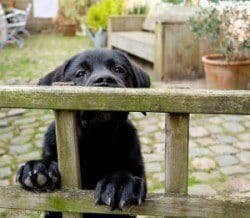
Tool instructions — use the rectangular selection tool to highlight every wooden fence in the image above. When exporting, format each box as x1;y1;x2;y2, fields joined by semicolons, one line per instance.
0;85;249;218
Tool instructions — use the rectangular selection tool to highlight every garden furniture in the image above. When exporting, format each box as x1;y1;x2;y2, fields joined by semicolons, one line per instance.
0;3;7;48
108;6;204;81
2;3;31;48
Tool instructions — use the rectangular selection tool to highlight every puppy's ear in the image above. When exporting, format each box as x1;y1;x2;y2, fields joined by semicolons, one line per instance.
132;63;151;88
132;63;150;116
38;58;72;86
113;50;150;88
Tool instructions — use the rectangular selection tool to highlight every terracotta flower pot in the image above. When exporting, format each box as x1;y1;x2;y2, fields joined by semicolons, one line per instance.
60;24;77;36
202;54;250;90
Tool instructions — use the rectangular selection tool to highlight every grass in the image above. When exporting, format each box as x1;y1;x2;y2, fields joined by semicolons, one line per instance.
218;172;228;183
0;33;158;86
188;176;201;186
0;34;93;83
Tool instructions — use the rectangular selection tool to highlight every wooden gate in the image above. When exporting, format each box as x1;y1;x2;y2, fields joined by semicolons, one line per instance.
0;85;249;217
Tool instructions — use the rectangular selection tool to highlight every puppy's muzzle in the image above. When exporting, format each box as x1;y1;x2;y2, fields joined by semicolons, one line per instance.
91;75;123;87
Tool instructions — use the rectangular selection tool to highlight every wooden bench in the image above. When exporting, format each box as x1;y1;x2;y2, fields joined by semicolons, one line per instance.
108;12;203;81
0;85;249;217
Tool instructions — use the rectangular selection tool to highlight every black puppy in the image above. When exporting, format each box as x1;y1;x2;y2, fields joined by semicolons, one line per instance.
16;49;150;218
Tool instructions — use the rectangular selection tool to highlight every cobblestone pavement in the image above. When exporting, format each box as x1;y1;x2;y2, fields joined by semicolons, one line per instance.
0;107;249;195
0;92;249;217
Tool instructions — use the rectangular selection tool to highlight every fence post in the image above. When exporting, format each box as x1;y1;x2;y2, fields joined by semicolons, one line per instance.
55;110;82;218
165;113;189;195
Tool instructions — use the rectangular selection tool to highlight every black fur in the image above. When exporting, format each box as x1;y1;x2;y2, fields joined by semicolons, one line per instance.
16;49;150;217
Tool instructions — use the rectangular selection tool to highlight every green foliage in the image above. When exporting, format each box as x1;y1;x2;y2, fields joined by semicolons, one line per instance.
127;5;148;15
188;8;221;44
85;0;123;32
219;172;228;182
187;4;250;61
162;0;183;5
188;176;200;186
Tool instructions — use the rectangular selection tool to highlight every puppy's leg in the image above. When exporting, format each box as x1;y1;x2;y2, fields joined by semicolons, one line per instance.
95;120;147;212
17;122;62;217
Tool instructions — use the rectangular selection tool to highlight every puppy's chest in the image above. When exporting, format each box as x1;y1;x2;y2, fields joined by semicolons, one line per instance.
77;128;125;158
78;135;124;159
76;120;132;174
78;133;128;183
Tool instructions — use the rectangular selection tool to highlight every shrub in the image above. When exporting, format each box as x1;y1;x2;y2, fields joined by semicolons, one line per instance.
123;0;148;15
85;0;123;32
187;3;250;61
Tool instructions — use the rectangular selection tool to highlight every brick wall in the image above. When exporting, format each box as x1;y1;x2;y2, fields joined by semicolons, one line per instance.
1;0;53;32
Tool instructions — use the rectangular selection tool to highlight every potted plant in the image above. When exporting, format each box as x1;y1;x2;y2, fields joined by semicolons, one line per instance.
53;0;86;36
187;3;250;90
123;0;148;15
85;0;123;48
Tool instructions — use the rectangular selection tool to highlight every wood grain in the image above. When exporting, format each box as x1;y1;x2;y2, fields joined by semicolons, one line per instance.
161;23;200;81
55;111;82;218
165;113;189;195
0;86;249;114
0;187;249;217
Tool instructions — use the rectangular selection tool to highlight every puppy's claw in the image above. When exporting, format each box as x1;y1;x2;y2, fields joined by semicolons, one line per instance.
107;197;111;206
119;200;125;209
138;198;142;206
16;174;20;182
48;172;52;178
16;166;24;183
95;198;99;205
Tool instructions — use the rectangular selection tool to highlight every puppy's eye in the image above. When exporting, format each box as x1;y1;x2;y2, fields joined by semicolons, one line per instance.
75;70;86;78
114;66;125;74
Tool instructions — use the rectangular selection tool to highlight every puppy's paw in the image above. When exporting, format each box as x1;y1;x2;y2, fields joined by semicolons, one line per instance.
95;174;146;209
16;160;60;192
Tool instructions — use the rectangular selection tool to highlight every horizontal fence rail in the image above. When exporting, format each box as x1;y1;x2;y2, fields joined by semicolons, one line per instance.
0;86;249;114
0;187;249;218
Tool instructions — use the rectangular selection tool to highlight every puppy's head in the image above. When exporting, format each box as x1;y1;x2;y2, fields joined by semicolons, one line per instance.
38;49;150;89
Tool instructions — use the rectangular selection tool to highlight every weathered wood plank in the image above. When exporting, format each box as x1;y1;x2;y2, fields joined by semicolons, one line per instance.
165;113;189;195
154;22;165;80
109;31;154;62
108;15;145;49
108;15;145;32
0;86;250;114
0;187;249;217
161;22;201;81
55;111;82;218
55;111;81;187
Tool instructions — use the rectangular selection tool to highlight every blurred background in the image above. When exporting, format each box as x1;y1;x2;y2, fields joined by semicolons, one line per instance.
0;0;249;217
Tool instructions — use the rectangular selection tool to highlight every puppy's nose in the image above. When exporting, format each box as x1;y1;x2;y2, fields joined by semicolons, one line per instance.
94;76;117;84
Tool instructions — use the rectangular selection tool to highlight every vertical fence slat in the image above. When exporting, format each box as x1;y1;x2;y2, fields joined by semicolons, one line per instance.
55;110;82;218
165;113;189;195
